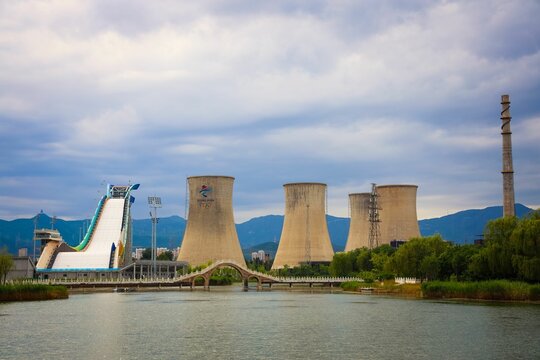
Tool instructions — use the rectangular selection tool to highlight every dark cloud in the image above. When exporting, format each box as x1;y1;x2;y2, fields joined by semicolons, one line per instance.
0;0;539;220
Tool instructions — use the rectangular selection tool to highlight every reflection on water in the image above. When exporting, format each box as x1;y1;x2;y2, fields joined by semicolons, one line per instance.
1;287;539;359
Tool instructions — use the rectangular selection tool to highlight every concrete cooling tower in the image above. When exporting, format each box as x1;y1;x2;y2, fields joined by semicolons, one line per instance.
377;185;420;244
177;176;246;267
272;183;334;269
344;193;371;251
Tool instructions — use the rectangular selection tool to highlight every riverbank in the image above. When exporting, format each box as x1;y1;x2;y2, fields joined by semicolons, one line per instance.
341;281;422;297
422;280;540;301
340;279;540;302
0;284;68;302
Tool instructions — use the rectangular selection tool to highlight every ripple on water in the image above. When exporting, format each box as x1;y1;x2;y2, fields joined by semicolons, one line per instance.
0;290;539;360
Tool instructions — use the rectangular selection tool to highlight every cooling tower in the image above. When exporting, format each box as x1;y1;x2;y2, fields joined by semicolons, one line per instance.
272;183;334;269
344;193;371;251
177;176;246;267
377;185;420;244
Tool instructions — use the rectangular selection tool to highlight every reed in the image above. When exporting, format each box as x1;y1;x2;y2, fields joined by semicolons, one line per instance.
0;283;68;302
422;280;540;301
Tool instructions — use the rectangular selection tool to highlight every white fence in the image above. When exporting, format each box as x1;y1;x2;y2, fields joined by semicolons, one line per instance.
395;277;419;284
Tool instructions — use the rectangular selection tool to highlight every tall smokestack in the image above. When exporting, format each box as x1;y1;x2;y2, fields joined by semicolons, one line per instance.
272;183;334;269
377;185;420;244
501;95;515;217
177;176;246;266
344;193;370;251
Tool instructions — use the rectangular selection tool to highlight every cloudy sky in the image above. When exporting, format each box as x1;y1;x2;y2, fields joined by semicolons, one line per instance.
1;0;539;222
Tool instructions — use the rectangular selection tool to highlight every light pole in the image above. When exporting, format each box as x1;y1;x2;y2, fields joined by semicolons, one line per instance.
148;196;162;279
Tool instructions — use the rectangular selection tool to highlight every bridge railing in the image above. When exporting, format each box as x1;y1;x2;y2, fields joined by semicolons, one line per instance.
27;259;364;285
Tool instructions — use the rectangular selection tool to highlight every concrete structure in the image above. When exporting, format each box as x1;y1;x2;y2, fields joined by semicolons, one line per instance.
344;193;371;251
34;259;363;291
177;176;246;267
501;94;515;217
6;256;35;281
36;260;188;281
377;185;420;244
36;184;139;273
272;183;334;269
134;248;144;260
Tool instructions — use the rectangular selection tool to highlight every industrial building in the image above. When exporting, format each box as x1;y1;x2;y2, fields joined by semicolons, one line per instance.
272;183;334;269
36;184;139;273
344;193;371;251
177;176;246;267
377;184;420;245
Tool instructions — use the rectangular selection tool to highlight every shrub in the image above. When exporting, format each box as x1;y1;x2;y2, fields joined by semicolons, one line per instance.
340;281;361;291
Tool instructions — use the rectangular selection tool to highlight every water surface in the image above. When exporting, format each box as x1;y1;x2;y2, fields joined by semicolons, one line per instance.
1;287;539;359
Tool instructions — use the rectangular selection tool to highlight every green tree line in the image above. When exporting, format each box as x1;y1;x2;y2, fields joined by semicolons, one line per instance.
329;210;540;282
271;210;539;283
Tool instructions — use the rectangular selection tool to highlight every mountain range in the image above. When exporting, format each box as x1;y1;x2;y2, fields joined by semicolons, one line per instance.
0;204;534;255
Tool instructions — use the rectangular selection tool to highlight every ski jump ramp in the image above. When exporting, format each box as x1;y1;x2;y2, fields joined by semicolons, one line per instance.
39;184;139;271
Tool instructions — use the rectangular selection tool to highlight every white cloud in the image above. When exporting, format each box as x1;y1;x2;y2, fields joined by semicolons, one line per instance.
0;0;539;221
0;96;33;115
515;116;540;145
170;144;214;155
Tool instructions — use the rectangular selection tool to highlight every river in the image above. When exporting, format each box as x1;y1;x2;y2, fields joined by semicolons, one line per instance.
1;287;539;359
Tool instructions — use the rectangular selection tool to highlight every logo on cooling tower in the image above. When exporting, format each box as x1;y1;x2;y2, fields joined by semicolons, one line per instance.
199;185;212;198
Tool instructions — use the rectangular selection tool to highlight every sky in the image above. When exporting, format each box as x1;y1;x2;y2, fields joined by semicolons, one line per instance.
1;0;539;222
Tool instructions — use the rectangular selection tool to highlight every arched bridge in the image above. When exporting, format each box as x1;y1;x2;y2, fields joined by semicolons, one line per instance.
31;260;363;290
173;260;362;290
176;259;278;289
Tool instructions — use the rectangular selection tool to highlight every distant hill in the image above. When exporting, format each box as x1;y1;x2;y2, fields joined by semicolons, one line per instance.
236;214;350;252
0;204;534;255
132;216;186;249
419;203;533;244
0;214;91;254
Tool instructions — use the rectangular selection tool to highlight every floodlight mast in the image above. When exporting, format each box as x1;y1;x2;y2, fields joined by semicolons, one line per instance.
148;196;162;278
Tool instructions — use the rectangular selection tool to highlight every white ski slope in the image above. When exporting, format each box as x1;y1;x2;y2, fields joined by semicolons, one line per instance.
52;198;125;269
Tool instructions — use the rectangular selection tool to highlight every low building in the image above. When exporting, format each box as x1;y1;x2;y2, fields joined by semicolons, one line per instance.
6;256;35;281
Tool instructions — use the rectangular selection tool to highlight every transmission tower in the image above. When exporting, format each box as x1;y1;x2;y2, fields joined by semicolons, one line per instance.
368;183;381;249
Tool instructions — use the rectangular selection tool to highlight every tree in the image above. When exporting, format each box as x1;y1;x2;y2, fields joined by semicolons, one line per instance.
439;244;480;280
483;217;518;278
420;255;439;281
157;251;173;261
510;211;540;282
355;248;372;272
387;234;449;280
0;250;14;284
329;252;353;276
141;248;152;260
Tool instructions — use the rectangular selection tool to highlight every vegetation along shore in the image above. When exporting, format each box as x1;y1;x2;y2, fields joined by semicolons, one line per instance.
268;210;540;301
0;283;68;302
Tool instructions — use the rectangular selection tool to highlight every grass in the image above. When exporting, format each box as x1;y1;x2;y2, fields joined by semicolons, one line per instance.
421;280;540;301
0;283;68;302
340;280;422;297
